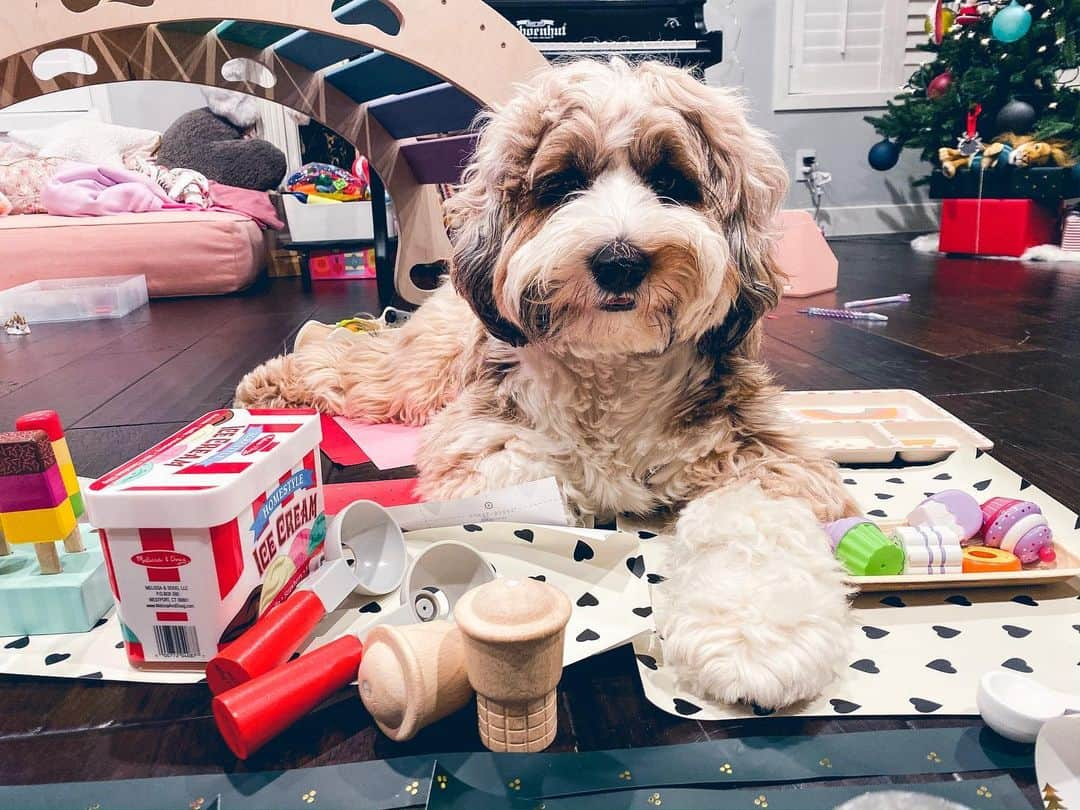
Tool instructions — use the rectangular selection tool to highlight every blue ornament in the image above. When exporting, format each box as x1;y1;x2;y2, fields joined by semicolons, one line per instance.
991;0;1032;43
868;139;901;171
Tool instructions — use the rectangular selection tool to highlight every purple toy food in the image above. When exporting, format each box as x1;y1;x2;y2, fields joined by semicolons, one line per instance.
907;489;983;542
979;498;1055;565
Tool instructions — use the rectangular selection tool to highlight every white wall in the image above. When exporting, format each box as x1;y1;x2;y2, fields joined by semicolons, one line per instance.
705;0;938;235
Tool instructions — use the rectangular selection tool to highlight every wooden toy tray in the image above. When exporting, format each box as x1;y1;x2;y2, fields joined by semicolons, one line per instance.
780;389;993;464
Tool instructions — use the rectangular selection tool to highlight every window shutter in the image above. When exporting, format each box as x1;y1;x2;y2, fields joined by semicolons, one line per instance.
786;0;910;97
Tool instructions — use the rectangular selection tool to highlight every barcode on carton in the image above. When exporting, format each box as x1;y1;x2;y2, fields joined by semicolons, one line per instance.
152;625;201;658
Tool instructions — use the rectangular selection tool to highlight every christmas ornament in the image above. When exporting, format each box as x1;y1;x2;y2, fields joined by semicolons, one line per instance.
957;104;984;156
995;98;1036;134
924;0;956;44
956;3;981;25
927;71;953;100
991;0;1032;43
867;139;901;171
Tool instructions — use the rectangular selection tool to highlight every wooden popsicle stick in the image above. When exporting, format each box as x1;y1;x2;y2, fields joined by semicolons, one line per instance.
35;542;61;575
61;524;85;554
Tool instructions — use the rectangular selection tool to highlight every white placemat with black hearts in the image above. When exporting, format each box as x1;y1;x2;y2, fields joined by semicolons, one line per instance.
0;524;653;683
633;449;1080;719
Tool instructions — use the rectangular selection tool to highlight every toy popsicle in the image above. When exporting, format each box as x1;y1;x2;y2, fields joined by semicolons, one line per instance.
16;410;85;523
455;578;572;753
0;430;80;573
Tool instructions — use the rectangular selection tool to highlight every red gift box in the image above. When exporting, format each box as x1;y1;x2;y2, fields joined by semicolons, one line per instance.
939;198;1058;257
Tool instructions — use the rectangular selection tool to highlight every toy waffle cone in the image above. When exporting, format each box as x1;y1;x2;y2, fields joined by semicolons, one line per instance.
454;578;572;753
832;520;905;576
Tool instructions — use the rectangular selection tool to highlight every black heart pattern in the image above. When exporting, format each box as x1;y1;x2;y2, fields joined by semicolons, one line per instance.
945;595;972;607
850;659;880;674
93;617;109;629
972;479;992;491
82;672;104;679
1002;657;1033;673
626;555;645;578
573;540;595;562
1002;625;1031;638
4;635;29;650
867;509;888;518
673;698;702;716
646;573;667;584
880;595;906;608
843;478;857;485
529;575;546;582
637;531;657;539
514;529;535;543
114;641;125;649
932;625;961;639
632;606;654;618
926;659;957;674
1011;595;1039;607
909;697;942;713
635;654;658;671
751;703;776;717
875;493;894;500
886;477;904;484
1020;479;1032;491
1073;624;1080;633
44;653;71;666
830;698;861;714
576;592;599;607
463;524;483;532
933;473;952;480
862;625;890;639
575;629;600;642
975;449;985;458
358;601;382;613
1075;517;1080;531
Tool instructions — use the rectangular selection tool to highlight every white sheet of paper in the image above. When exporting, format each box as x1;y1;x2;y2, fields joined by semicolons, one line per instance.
386;477;570;531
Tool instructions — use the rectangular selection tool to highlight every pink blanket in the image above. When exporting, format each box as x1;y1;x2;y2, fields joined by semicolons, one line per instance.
43;164;283;228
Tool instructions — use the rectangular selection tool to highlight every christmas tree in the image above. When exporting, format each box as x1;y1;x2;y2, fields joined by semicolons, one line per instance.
864;0;1080;181
1043;783;1067;809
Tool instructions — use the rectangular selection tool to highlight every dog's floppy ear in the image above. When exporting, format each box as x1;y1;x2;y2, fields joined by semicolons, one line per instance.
445;143;528;347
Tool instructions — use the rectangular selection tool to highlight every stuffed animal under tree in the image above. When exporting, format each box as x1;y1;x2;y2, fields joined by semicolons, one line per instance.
157;88;287;192
865;0;1079;181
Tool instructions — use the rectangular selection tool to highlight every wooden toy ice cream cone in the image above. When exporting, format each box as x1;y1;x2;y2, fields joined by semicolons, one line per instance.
454;578;572;753
357;620;472;742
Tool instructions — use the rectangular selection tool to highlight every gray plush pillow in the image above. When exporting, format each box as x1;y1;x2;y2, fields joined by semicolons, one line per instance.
157;107;286;192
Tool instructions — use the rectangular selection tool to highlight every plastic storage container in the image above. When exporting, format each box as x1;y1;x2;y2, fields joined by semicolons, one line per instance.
0;275;148;323
85;409;325;669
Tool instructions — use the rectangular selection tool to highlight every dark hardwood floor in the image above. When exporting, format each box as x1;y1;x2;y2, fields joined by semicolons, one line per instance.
2;234;1077;806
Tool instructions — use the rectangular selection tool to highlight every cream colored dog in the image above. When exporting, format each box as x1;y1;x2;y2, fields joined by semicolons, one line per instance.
236;59;857;709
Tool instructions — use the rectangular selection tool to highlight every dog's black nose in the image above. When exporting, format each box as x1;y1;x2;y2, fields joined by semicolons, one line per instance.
589;240;650;294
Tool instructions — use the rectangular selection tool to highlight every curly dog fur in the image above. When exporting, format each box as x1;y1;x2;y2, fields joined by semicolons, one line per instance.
236;59;858;708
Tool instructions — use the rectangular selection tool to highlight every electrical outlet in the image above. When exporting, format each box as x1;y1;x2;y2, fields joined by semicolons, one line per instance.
795;148;817;180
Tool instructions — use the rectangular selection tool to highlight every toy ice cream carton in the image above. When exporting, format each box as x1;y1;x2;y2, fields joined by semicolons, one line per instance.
85;409;324;669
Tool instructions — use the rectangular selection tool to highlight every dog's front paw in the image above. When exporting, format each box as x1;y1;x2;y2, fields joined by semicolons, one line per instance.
234;354;304;409
656;482;854;709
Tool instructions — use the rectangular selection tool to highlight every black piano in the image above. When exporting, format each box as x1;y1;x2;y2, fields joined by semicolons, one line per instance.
487;0;722;72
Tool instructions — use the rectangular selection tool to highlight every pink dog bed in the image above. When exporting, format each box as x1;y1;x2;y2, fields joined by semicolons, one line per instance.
0;210;265;297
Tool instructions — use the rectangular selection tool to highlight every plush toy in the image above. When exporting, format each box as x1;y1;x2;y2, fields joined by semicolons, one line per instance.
939;132;1075;177
157;88;287;191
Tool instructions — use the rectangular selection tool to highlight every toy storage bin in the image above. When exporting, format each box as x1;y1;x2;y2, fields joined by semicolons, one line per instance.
0;275;148;323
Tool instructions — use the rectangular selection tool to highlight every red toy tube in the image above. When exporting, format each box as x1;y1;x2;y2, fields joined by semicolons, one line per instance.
212;634;364;759
206;589;327;695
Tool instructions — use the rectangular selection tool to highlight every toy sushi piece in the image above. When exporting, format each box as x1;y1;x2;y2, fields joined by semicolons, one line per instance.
823;517;906;576
907;489;982;542
890;525;962;575
962;546;1022;573
979;498;1055;564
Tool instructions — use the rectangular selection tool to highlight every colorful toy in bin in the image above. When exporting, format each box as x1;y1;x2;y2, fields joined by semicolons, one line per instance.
979;497;1055;564
0;430;83;574
907;489;982;542
824;517;906;576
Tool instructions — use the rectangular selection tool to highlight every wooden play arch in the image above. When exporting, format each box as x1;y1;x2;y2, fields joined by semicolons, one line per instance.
0;0;548;304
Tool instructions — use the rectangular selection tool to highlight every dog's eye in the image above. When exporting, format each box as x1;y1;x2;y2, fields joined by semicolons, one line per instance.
533;168;587;207
647;164;700;205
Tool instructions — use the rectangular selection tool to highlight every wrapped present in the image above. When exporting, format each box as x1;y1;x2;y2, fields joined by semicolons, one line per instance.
939;198;1058;257
929;167;1080;202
